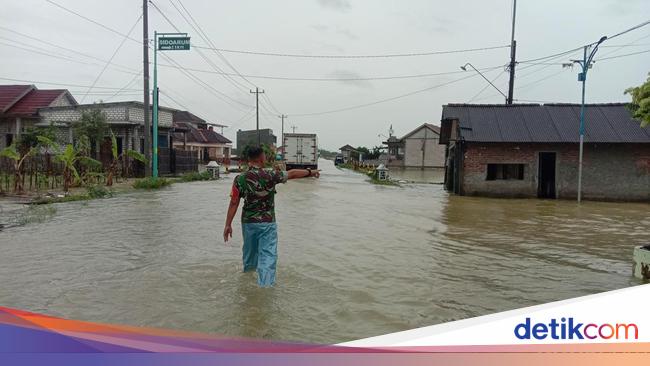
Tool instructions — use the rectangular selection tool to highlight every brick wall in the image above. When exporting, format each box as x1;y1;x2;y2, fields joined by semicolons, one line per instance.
462;142;650;201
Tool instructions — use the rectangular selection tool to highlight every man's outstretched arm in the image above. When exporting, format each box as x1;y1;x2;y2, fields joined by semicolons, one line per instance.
287;169;320;180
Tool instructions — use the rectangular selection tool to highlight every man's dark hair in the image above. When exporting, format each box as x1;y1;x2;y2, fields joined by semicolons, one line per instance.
244;146;264;160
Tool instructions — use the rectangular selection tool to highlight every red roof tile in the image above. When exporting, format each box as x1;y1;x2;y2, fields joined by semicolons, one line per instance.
5;89;70;116
0;85;34;113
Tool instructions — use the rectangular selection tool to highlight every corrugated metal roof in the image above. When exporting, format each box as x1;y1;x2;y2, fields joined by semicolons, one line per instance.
0;85;34;113
441;103;650;143
6;89;69;116
173;122;231;144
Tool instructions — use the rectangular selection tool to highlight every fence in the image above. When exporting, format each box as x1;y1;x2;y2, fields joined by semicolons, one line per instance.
0;148;200;193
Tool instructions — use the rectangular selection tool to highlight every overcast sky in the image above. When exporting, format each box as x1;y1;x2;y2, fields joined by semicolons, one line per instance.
1;0;649;150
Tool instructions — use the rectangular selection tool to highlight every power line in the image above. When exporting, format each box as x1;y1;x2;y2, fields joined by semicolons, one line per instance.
155;62;504;81
80;14;141;103
153;0;252;94
594;48;650;61
0;76;141;91
47;0;141;44
0;40;98;67
191;44;511;59
291;72;480;117
0;26;140;74
173;0;256;89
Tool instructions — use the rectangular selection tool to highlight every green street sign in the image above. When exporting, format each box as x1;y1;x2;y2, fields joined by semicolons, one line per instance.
158;37;190;50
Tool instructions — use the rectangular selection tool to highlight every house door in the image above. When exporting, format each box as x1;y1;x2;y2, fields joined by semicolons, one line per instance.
538;152;556;199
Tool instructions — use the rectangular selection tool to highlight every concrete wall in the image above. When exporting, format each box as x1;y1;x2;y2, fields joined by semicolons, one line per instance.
461;142;650;201
403;127;445;168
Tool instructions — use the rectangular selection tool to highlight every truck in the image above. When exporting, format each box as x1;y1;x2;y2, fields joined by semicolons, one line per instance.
282;133;318;170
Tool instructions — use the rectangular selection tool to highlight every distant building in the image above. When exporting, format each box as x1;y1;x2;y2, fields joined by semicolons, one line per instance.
172;111;232;163
236;128;276;154
439;103;650;201
0;84;77;149
339;144;356;163
382;123;445;169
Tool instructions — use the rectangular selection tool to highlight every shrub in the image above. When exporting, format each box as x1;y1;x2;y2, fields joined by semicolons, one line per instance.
133;177;172;189
178;171;213;182
86;185;112;198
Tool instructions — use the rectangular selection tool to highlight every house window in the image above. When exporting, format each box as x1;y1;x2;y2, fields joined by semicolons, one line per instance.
486;163;525;180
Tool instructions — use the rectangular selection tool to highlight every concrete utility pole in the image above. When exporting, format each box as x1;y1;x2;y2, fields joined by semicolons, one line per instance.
279;114;287;160
506;0;517;104
142;0;151;176
250;87;265;147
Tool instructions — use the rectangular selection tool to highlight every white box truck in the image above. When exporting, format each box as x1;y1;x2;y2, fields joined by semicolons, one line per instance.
283;133;318;170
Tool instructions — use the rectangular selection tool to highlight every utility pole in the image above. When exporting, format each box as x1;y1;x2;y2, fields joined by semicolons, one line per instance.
506;0;517;104
279;114;287;160
291;125;297;133
142;0;151;176
250;87;265;147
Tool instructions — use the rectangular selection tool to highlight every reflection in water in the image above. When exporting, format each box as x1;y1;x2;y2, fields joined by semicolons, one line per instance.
0;159;646;343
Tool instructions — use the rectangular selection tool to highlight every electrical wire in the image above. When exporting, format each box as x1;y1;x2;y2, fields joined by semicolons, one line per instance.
154;63;504;81
192;44;512;59
290;73;480;117
594;48;650;62
173;0;256;89
0;76;141;91
80;14;141;103
0;25;140;74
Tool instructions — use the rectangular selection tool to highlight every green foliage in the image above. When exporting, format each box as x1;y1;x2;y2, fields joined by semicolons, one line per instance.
72;109;109;142
86;184;112;199
133;177;172;189
125;149;147;164
0;144;21;161
20;125;57;151
178;170;213;182
17;205;57;226
55;144;81;182
625;73;650;128
354;146;382;160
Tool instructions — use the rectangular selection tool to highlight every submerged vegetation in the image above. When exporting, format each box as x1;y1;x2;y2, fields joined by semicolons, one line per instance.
178;171;213;182
133;177;173;190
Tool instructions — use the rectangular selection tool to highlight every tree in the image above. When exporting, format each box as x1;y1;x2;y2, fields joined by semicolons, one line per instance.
54;144;101;192
625;73;650;127
0;128;55;193
105;131;147;186
72;109;109;159
0;144;36;193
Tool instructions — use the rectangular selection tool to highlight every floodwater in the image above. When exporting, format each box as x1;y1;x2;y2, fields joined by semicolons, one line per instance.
0;159;647;343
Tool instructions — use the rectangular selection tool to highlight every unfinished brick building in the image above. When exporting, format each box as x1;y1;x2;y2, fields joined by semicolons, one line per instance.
439;103;650;201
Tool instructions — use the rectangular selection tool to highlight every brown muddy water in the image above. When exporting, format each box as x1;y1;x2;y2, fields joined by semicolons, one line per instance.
0;159;647;343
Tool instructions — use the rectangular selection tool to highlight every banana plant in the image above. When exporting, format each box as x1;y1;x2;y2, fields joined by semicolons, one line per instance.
106;131;147;186
54;144;101;192
0;144;36;193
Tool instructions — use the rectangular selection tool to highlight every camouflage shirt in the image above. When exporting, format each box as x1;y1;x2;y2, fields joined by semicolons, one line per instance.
231;167;288;223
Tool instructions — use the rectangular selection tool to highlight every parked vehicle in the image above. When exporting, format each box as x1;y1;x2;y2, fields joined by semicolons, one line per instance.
334;154;344;166
283;133;318;170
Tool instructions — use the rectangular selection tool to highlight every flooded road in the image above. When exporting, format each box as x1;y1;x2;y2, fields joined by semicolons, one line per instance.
0;159;647;343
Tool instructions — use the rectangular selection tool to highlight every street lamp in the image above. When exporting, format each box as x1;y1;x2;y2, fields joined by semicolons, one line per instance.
572;35;607;203
461;63;508;103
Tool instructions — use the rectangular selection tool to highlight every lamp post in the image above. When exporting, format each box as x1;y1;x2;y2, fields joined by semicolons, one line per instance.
572;36;607;203
461;63;508;103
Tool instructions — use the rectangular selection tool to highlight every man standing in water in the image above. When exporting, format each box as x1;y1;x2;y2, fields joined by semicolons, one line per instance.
223;146;319;287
